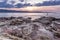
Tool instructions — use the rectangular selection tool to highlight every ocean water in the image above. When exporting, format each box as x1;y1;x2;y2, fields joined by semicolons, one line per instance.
0;13;47;17
0;13;60;18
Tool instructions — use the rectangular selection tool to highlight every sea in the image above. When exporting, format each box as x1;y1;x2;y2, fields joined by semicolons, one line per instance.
0;13;60;18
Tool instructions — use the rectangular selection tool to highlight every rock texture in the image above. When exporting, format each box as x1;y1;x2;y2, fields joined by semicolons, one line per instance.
0;16;60;40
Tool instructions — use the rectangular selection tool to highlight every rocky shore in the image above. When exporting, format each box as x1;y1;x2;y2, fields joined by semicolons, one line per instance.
0;16;60;40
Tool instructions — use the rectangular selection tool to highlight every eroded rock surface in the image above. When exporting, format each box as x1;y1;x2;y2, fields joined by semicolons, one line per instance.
0;16;60;40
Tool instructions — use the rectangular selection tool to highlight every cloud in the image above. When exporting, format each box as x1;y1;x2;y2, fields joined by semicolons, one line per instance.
0;0;49;5
0;0;4;2
0;0;50;5
7;0;21;5
26;0;49;5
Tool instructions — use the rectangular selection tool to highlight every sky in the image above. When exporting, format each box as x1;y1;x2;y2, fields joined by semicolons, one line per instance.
27;0;49;4
0;0;49;5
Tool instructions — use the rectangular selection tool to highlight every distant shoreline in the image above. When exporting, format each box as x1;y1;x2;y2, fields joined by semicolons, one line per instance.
0;9;52;13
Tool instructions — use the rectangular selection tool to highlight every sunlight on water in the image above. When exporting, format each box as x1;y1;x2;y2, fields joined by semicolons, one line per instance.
0;13;47;17
0;13;60;18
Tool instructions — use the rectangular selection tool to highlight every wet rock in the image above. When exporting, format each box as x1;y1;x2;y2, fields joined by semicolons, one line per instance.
0;16;60;40
39;17;55;25
4;29;23;38
33;17;56;26
53;22;60;29
54;32;60;38
32;24;39;31
48;21;60;38
22;17;32;23
10;19;24;25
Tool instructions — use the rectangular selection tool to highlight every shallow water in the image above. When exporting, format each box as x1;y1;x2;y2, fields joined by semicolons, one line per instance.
0;13;47;17
0;13;60;18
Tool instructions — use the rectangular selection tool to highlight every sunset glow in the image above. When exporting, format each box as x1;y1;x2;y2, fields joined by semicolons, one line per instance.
1;5;59;13
25;7;38;11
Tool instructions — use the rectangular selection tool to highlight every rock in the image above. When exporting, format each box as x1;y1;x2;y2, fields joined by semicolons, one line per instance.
22;17;32;23
10;19;24;25
0;16;60;40
39;17;53;25
33;17;55;26
54;32;60;38
48;21;60;38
